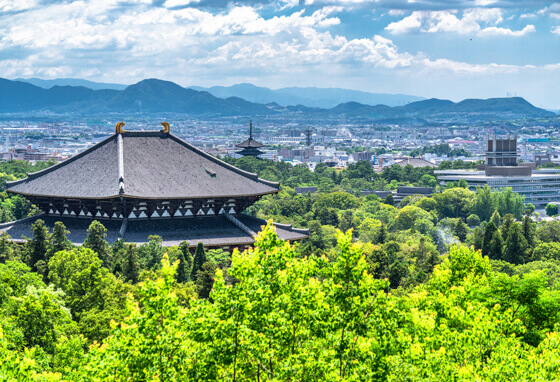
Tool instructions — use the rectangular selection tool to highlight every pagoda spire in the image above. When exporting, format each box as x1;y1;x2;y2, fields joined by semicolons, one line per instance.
249;118;253;139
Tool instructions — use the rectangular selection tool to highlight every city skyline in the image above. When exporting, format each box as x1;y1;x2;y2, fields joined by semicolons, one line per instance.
1;0;560;108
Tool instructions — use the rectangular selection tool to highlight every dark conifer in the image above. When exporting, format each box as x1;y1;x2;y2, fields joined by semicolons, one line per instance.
27;219;50;271
176;242;192;283
504;223;528;265
453;219;468;242
84;220;112;269
482;221;497;258
191;242;206;281
196;261;217;300
122;244;139;284
377;222;387;244
49;221;70;260
489;230;503;260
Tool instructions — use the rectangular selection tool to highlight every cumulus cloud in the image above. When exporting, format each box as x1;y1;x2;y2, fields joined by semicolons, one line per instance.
386;8;534;36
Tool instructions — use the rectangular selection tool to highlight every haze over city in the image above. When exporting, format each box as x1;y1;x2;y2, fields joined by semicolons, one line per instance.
1;0;560;108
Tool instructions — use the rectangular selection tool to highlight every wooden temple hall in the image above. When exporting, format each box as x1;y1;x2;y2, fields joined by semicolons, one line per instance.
1;122;308;249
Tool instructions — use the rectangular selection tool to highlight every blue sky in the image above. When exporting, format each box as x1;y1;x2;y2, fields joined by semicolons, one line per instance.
1;0;560;108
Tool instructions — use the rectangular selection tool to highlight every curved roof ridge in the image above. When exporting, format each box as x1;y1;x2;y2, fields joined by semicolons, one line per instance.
6;134;118;188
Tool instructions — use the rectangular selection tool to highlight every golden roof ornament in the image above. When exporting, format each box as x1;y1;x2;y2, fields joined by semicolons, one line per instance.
161;122;170;134
115;122;125;134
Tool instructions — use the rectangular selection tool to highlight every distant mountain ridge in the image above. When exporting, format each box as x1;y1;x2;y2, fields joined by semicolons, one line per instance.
189;83;425;108
0;78;553;120
14;77;127;91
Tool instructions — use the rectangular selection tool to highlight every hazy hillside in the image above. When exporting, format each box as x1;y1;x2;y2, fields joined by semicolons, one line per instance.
190;83;425;108
14;78;127;91
0;77;553;119
0;78;275;116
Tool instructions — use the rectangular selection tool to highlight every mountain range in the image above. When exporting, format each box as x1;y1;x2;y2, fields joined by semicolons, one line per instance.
1;77;555;120
189;83;425;108
14;78;127;91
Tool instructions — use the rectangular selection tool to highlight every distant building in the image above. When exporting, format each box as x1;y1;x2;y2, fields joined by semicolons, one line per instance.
394;157;437;168
235;120;265;158
436;134;560;208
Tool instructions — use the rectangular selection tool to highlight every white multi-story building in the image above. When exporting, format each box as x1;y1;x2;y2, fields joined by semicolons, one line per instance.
435;134;560;208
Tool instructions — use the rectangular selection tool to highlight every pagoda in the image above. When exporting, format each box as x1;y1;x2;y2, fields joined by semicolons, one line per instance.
235;119;264;157
1;122;307;249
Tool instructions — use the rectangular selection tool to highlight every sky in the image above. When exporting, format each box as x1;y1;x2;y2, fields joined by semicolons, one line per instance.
1;0;560;108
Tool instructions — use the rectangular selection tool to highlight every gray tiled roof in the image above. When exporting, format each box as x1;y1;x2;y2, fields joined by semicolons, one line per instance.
0;214;308;247
394;158;437;168
6;131;279;199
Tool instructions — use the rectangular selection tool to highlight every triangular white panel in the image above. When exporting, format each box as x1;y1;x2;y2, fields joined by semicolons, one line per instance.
173;210;182;217
79;210;85;216
207;210;215;215
161;210;170;217
218;208;225;214
229;207;236;214
186;210;193;216
139;211;147;218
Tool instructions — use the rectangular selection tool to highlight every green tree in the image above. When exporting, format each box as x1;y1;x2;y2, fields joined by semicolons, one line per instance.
546;203;558;217
503;223;528;264
196;261;217;300
453;219;468;242
13;286;75;354
522;215;537;250
191;242;206;281
537;220;560;243
137;235;164;270
500;213;515;243
384;194;394;206
48;247;113;320
122;244;139;284
48;221;71;260
83;220;112;268
482;221;498;258
27;219;50;272
176;242;192;283
489;229;503;260
466;214;481;227
474;186;495;221
491;210;501;227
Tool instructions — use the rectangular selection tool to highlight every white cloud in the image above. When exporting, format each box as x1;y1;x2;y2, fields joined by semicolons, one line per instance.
386;8;534;37
479;24;535;37
163;0;201;8
552;26;560;35
0;0;37;13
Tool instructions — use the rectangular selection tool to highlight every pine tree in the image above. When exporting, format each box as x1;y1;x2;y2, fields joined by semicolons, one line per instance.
500;214;514;243
481;221;497;258
453;219;468;242
384;194;395;206
503;223;528;265
49;221;70;260
191;242;206;281
176;241;192;283
522;215;536;250
27;219;50;271
377;222;387;244
489;230;503;260
490;210;501;228
196;261;217;300
84;220;112;268
122;244;139;284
